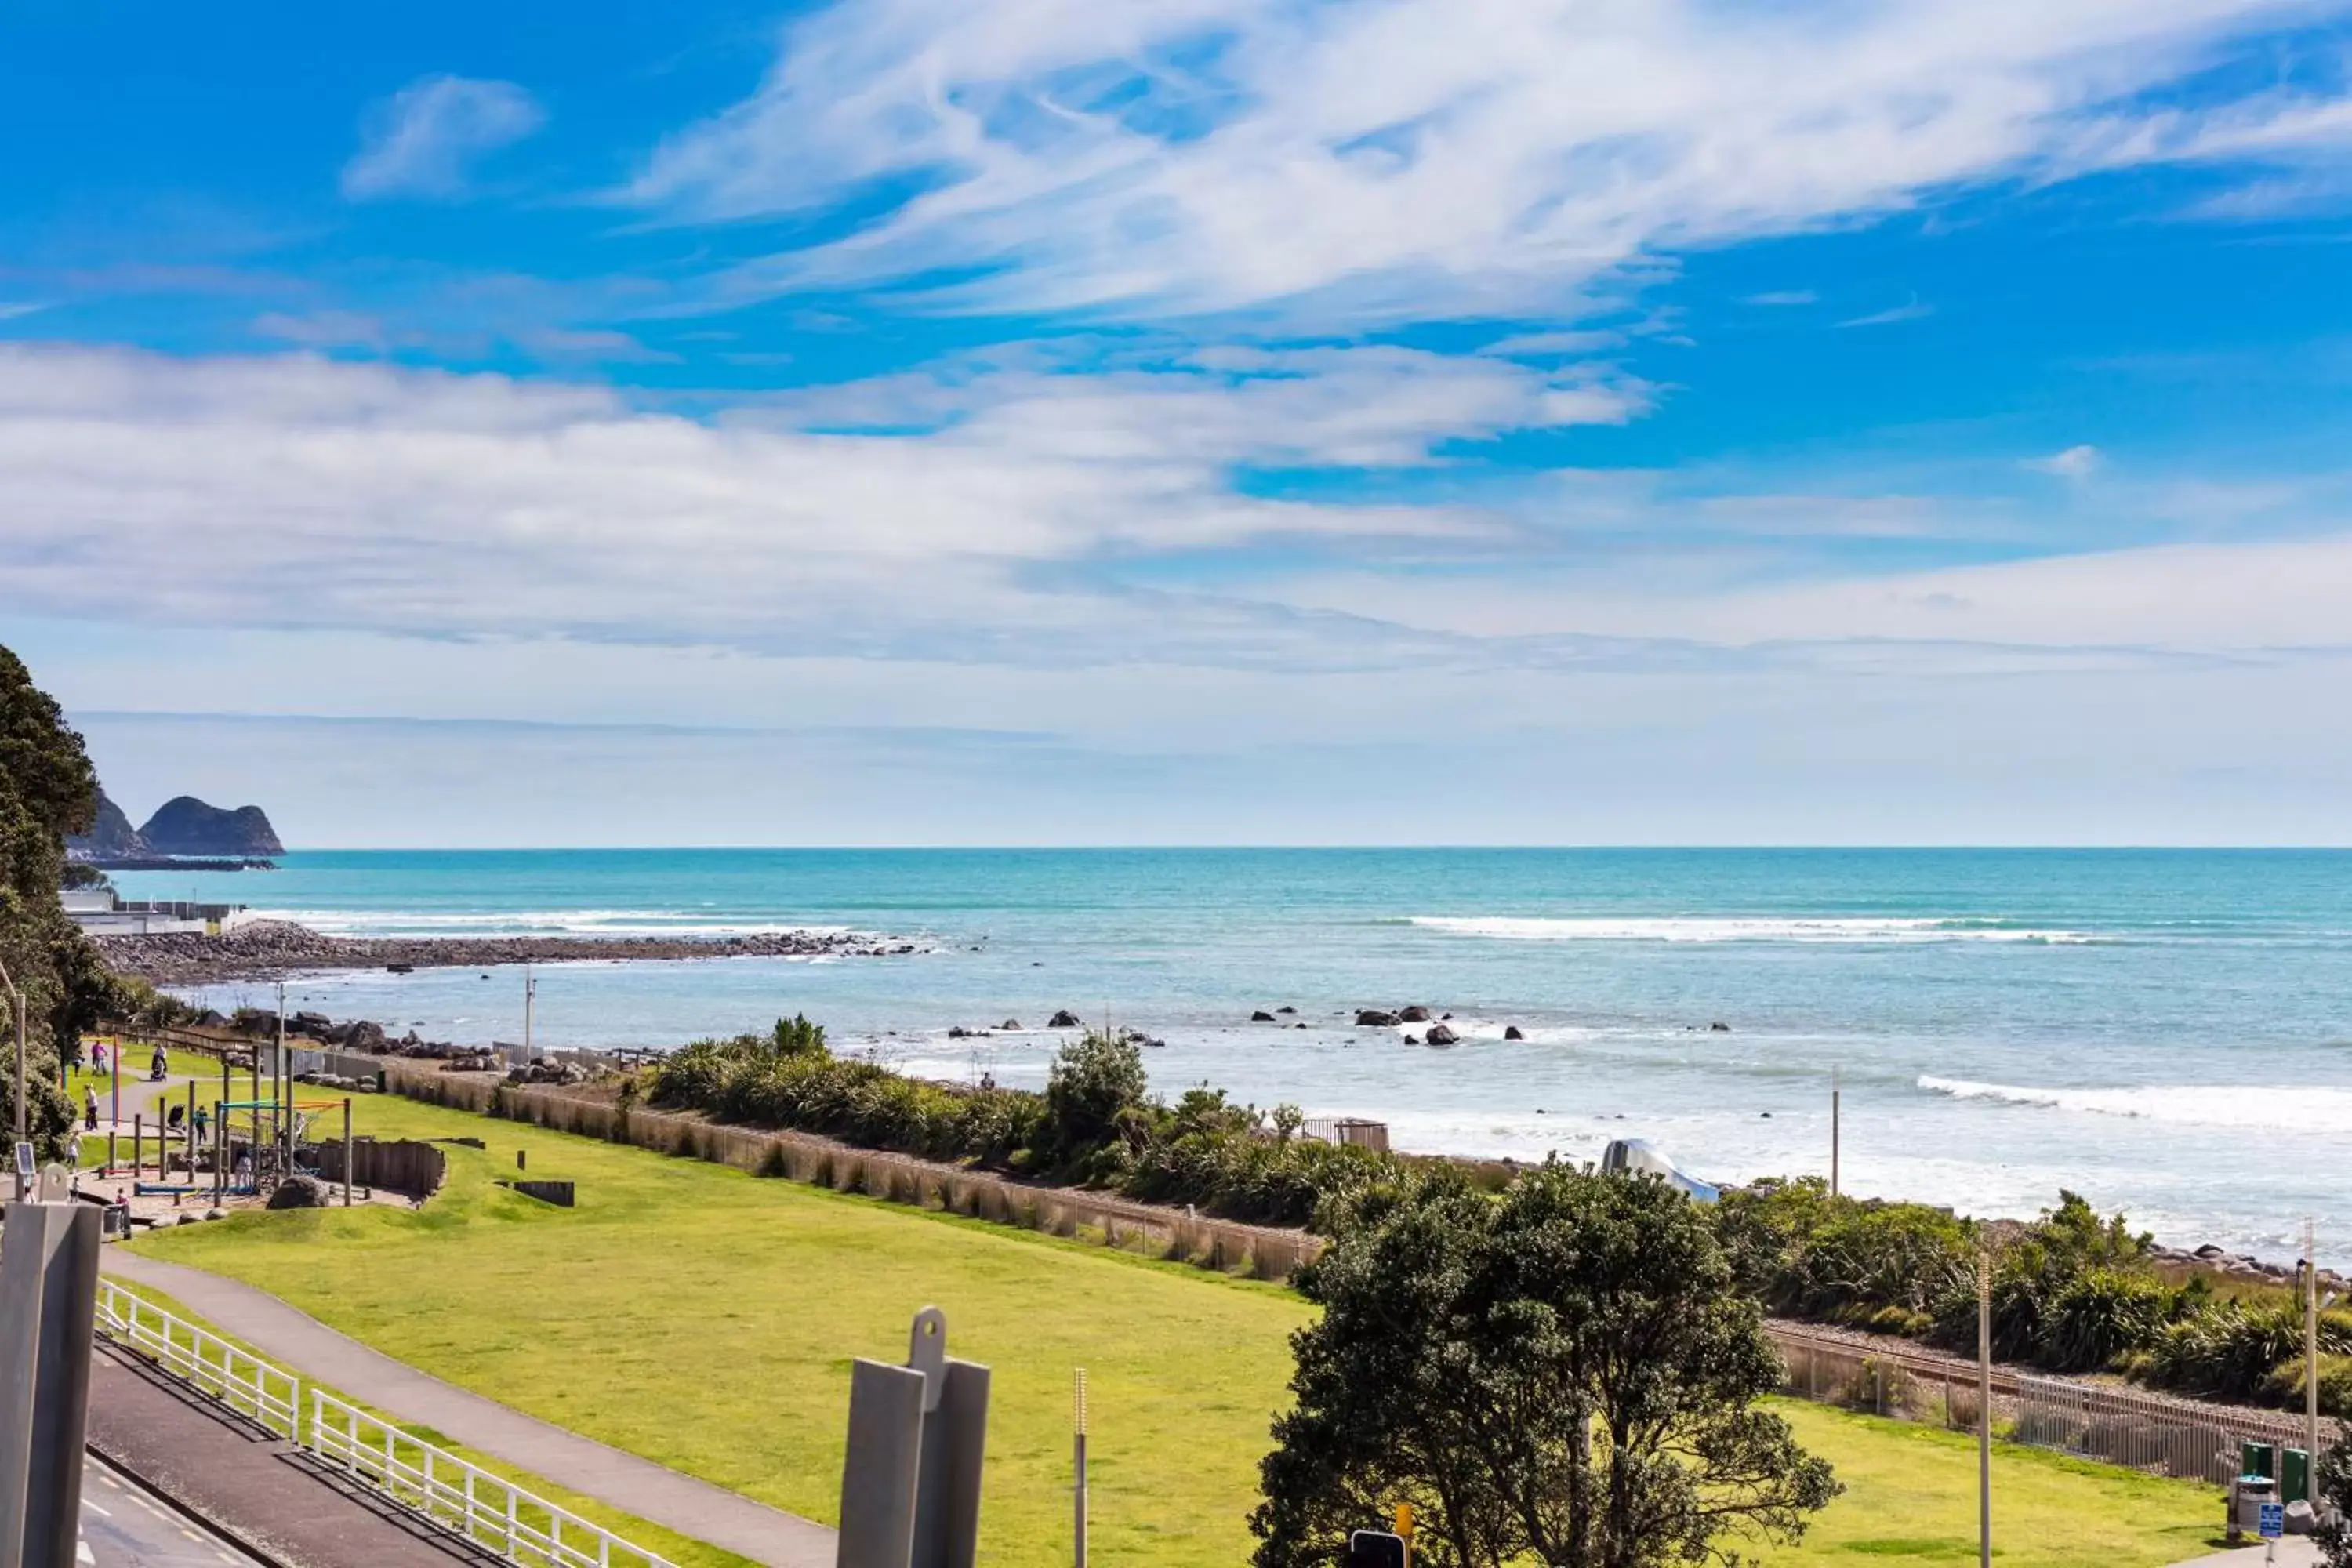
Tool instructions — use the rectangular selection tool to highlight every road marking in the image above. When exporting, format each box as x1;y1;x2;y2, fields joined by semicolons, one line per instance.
81;1499;112;1517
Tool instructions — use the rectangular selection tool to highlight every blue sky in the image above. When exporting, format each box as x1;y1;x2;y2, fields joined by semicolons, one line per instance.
9;0;2352;844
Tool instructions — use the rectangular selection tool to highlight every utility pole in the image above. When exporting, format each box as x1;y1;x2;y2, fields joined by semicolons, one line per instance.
275;979;288;1178
2;956;25;1202
1977;1248;1992;1568
2307;1218;2321;1485
1830;1067;1842;1198
524;963;535;1058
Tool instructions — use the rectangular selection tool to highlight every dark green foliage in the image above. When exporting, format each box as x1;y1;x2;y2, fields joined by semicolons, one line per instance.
1252;1163;1839;1568
2315;1425;2352;1568
1715;1178;1974;1328
2037;1269;2174;1374
2138;1298;2352;1405
647;1026;1454;1229
0;644;123;1162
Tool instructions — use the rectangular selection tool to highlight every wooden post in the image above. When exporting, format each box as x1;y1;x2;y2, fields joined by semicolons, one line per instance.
132;1114;142;1183
343;1098;354;1208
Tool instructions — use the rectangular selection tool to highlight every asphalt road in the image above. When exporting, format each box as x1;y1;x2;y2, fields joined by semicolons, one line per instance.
80;1454;268;1567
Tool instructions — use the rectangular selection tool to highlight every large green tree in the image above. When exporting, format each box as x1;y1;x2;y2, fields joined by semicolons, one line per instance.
0;644;117;1160
1253;1163;1839;1568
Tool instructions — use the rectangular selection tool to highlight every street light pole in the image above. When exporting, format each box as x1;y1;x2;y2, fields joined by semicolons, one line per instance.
524;963;535;1059
2;956;25;1201
2307;1218;2320;1484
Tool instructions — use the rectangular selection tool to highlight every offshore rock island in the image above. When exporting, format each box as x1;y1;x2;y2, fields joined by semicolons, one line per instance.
96;917;924;985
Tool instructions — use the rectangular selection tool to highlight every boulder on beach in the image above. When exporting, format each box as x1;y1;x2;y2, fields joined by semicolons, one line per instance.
1398;1005;1432;1023
1355;1009;1400;1027
1403;1033;1420;1045
1049;1009;1081;1029
1251;1010;1276;1022
1276;1006;1296;1014
1503;1025;1524;1040
1425;1024;1460;1046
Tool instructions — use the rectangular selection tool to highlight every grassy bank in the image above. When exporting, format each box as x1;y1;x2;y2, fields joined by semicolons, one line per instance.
135;1090;2222;1568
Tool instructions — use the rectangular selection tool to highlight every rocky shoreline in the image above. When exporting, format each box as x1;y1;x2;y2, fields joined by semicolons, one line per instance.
98;918;922;985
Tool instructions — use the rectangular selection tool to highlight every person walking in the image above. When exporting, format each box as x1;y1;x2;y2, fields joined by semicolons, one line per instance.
83;1084;100;1131
91;1038;107;1076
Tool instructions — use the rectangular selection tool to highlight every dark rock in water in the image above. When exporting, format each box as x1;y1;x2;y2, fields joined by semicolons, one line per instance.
267;1174;334;1210
1398;1005;1432;1023
1440;1012;1453;1020
1001;1018;1022;1031
1049;1009;1081;1029
1294;1022;1306;1029
140;796;285;856
1276;1006;1296;1014
67;786;147;858
1709;1021;1731;1033
1503;1025;1524;1040
1251;1010;1276;1022
1424;1024;1460;1046
345;1020;386;1052
1356;1009;1400;1027
1403;1033;1420;1045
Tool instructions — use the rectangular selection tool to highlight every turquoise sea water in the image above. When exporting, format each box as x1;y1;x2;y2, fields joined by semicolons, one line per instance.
116;848;2352;1261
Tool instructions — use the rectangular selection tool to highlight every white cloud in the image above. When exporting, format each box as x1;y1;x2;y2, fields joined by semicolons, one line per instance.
0;342;1635;667
0;302;48;321
342;76;546;201
629;0;2351;324
2027;443;2103;477
1743;291;1820;307
1836;298;1936;328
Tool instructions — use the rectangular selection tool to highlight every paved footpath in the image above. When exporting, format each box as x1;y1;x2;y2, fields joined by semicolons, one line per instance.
104;1251;837;1568
2169;1538;2321;1567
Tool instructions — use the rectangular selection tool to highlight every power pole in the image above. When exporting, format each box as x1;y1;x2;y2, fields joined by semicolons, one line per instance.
524;963;535;1059
1830;1068;1842;1198
2307;1217;2321;1485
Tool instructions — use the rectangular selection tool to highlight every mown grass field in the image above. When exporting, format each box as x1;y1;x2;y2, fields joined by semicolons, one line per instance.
136;1090;2223;1568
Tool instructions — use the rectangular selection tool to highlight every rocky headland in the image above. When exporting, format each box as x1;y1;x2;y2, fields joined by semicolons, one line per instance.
98;918;922;985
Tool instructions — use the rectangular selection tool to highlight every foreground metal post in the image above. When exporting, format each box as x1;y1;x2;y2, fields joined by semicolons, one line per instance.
0;1200;103;1568
2307;1218;2320;1483
1073;1369;1088;1568
837;1307;989;1568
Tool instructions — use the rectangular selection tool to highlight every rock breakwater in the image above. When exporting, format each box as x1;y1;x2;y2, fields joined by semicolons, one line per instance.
98;918;921;985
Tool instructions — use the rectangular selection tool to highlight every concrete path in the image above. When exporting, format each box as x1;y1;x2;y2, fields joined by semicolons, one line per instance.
103;1251;837;1568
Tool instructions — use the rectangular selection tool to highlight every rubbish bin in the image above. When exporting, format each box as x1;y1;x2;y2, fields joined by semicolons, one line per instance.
2244;1439;2278;1480
2234;1475;2279;1541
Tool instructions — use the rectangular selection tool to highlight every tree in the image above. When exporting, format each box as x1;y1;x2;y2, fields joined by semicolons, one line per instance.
1039;1029;1149;1174
2316;1428;2352;1567
0;643;115;1160
1253;1163;1839;1568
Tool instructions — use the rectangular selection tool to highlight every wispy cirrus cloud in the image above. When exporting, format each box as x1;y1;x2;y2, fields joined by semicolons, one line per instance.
628;0;2352;326
342;75;546;201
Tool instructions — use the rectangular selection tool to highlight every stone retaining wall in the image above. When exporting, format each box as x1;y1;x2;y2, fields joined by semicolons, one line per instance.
378;1060;1324;1282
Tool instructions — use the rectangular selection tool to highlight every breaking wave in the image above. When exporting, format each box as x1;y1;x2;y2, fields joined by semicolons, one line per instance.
1411;916;2099;945
1918;1076;2352;1129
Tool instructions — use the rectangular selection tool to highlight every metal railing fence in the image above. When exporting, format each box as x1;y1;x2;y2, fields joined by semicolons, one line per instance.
93;1281;675;1568
1767;1321;2326;1484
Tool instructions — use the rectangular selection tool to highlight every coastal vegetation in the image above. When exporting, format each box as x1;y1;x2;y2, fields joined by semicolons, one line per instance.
1254;1166;1839;1568
136;1086;2220;1568
1718;1178;2352;1413
647;1022;1461;1228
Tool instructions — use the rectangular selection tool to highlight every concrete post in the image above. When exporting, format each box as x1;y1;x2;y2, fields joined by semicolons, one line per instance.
837;1308;989;1568
0;1200;103;1568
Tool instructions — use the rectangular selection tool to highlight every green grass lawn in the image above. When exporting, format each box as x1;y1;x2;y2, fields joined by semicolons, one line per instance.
134;1090;2223;1568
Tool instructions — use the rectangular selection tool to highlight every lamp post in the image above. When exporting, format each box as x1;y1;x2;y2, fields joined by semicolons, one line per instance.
2;955;25;1200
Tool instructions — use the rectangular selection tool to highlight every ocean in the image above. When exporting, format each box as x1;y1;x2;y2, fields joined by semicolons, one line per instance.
113;848;2352;1263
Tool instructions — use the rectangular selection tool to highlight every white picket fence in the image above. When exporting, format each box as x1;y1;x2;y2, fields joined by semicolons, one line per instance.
93;1279;676;1568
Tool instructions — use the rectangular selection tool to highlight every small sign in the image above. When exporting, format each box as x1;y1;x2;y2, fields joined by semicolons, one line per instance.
2259;1501;2285;1539
12;1141;31;1179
